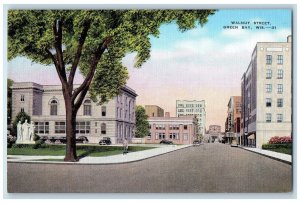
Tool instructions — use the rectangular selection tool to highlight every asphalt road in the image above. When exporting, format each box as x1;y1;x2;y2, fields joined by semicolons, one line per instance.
7;143;292;193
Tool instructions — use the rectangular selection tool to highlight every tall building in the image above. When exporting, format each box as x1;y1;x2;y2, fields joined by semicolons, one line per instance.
145;105;164;117
224;96;241;144
11;82;137;144
176;100;206;136
241;35;292;148
146;112;198;144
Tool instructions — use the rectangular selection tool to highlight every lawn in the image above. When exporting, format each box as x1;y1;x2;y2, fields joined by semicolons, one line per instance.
7;144;156;157
264;147;292;155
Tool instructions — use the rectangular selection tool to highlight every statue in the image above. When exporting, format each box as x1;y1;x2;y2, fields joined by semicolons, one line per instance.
22;120;29;141
29;121;35;141
17;121;22;141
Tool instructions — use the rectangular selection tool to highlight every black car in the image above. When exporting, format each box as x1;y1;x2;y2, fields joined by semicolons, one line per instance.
99;137;111;145
193;140;201;146
76;136;89;143
160;139;173;144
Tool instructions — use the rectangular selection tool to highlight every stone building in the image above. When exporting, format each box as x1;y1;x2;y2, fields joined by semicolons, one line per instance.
176;100;206;136
11;82;137;144
241;35;292;148
146;112;198;144
145;105;164;117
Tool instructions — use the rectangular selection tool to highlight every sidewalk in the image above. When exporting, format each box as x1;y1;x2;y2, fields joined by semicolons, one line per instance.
7;144;191;165
240;146;292;164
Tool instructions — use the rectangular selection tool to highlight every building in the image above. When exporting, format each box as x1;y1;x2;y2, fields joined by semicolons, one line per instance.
207;125;222;142
11;82;138;144
224;96;241;144
176;100;206;136
145;105;164;117
146;112;198;144
241;35;292;148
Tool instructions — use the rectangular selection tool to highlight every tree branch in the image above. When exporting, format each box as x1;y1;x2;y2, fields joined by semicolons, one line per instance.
68;20;91;87
72;36;112;103
53;20;67;84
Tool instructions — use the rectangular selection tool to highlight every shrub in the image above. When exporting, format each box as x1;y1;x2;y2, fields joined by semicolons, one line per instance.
268;136;292;144
33;134;40;142
33;139;45;149
262;143;292;149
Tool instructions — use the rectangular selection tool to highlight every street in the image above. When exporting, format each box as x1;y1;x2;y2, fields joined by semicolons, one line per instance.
7;143;292;193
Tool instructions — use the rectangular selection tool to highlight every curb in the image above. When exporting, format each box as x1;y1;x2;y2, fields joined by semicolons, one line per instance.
7;145;192;165
239;146;292;165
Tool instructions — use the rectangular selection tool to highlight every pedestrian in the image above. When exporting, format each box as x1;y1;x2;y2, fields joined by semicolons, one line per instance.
123;138;128;155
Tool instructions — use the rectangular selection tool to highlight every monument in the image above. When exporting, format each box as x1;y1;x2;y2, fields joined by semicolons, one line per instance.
16;120;35;144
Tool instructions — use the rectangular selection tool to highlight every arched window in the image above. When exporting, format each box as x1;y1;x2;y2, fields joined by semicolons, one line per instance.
101;106;106;117
83;99;91;116
101;123;106;134
50;100;58;115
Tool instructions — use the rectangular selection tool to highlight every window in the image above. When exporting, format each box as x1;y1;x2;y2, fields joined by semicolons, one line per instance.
184;125;188;130
21;108;24;113
266;84;272;93
178;104;184;107
266;69;272;79
101;106;106;117
277;69;283;79
101;123;106;134
177;109;184;112
55;122;66;133
155;133;159;140
50;100;58;115
156;124;165;130
277;84;283;94
169;133;177;139
76;121;90;134
34;122;49;134
83;100;91;116
183;133;188;140
277;114;283;123
147;132;151;139
277;98;283;107
169;125;179;130
266;98;272;107
266;113;272;123
158;133;165;139
277;55;283;64
266;55;272;64
20;95;25;102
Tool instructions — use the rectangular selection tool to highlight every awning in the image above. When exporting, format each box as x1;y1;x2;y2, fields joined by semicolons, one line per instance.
248;134;255;139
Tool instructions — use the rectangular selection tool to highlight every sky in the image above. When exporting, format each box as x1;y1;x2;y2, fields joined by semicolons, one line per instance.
7;9;292;131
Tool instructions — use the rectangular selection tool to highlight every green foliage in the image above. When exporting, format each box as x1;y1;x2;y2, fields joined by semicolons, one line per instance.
262;143;292;155
12;111;31;136
135;105;149;138
8;10;216;104
7;79;14;124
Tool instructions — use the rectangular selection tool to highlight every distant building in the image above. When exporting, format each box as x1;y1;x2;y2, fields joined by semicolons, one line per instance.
176;100;206;136
224;96;241;144
146;112;198;144
207;125;222;143
145;105;164;117
11;82;137;144
241;35;292;148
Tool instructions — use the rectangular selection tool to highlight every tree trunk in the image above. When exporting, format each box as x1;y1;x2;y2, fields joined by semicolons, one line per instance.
63;94;78;162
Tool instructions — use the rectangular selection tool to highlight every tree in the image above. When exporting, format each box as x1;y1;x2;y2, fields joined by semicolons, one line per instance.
8;10;216;162
12;111;31;137
135;106;149;138
7;79;14;125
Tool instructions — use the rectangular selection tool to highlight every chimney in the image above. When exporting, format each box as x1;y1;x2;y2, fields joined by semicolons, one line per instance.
165;112;170;118
287;35;292;43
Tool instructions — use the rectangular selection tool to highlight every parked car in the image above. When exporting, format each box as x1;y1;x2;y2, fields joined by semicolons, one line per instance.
231;140;238;147
99;137;111;145
193;140;201;146
160;139;173;144
76;136;89;143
